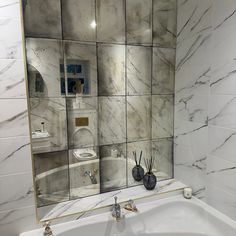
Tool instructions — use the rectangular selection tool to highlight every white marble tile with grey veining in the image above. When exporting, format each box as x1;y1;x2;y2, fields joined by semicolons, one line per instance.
208;125;236;165
26;38;63;98
30;97;67;153
152;138;173;179
0;0;20;18
0;17;23;59
96;0;125;43
0;99;29;138
98;44;125;96
152;47;175;95
126;0;152;45
152;95;173;139
23;0;62;38
0;173;34;211
64;41;97;96
0;206;38;236
153;0;177;47
208;95;236;129
175;92;208;124
99;96;126;145
0;136;31;176
127;95;151;142
0;59;26;98
207;155;236;196
62;0;96;42
127;46;151;95
39;179;186;221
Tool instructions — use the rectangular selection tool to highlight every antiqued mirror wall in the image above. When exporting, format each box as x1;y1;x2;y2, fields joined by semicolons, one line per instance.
22;0;176;216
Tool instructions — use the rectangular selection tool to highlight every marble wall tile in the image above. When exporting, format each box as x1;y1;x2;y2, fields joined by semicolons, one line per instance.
0;206;38;236
127;46;151;95
0;173;34;211
127;140;151;187
64;42;97;97
98;97;126;145
0;136;31;176
96;0;125;43
62;0;96;42
23;0;62;38
0;59;26;98
152;138;173;179
100;143;127;192
207;155;236;196
0;99;29;138
0;17;23;59
98;44;125;96
152;95;173;139
0;0;20;18
208;125;236;164
152;47;175;95
153;0;177;47
30;98;67;153
126;0;152;45
127;96;151;142
208;95;236;129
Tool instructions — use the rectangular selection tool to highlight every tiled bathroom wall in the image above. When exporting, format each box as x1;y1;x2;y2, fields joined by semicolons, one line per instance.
22;0;176;206
0;0;38;235
175;0;236;220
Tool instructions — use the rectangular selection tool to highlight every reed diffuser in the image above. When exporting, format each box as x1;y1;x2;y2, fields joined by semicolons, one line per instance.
132;150;144;182
143;156;157;190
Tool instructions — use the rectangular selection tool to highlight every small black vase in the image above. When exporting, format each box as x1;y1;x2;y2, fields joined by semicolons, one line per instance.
143;172;157;190
132;165;144;181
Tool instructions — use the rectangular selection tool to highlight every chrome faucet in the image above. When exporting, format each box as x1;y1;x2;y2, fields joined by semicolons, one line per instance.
112;196;121;221
84;169;97;184
124;199;138;212
43;221;53;236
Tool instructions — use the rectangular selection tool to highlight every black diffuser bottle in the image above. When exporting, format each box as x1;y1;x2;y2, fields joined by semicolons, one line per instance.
143;156;157;190
132;151;144;182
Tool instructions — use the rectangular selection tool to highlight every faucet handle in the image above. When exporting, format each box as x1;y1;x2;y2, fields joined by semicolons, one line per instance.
114;196;118;205
43;221;50;227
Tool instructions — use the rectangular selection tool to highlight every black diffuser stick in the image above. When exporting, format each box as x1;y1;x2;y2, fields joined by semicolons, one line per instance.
139;150;142;166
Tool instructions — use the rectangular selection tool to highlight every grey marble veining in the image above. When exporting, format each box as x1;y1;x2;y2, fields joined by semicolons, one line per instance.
127;46;152;95
62;0;96;42
98;44;125;96
98;96;126;145
96;0;125;43
0;0;20;18
23;0;62;38
152;138;173;179
64;41;97;96
0;59;26;98
153;0;177;47
26;38;63;98
127;95;151;142
152;47;175;95
126;0;152;45
152;95;173;139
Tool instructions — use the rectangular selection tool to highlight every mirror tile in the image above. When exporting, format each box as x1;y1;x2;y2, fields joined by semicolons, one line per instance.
153;0;177;47
62;0;96;42
99;96;126;145
96;0;125;43
26;38;63;98
152;95;174;138
23;0;62;39
100;143;126;193
98;44;125;96
127;46;152;95
127;95;151;142
126;0;152;45
152;47;175;95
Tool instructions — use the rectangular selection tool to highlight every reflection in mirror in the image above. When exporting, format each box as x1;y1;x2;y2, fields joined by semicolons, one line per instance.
22;0;176;221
